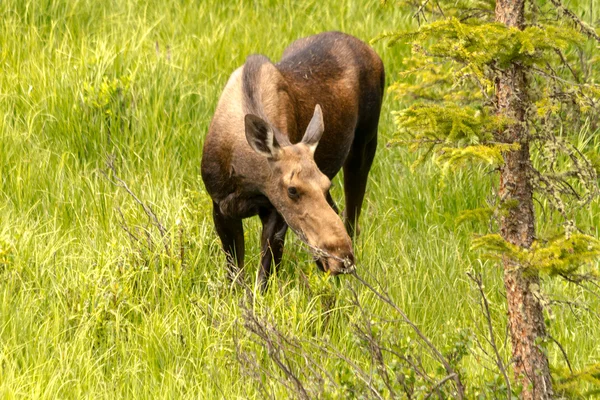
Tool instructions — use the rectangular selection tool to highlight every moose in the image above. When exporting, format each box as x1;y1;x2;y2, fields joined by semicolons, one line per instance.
201;31;384;289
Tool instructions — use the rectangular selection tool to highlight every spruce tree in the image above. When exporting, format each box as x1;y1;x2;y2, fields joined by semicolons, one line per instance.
378;0;600;398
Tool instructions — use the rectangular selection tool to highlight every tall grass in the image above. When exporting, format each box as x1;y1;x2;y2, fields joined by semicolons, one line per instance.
1;0;599;398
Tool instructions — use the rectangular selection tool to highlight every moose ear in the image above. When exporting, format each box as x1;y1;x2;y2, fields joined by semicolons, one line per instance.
301;104;324;154
245;114;281;159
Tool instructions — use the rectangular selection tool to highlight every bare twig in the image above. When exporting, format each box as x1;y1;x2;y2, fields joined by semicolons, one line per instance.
241;306;311;400
559;273;600;301
548;0;600;43
552;49;580;83
351;270;466;399
549;297;600;321
467;271;512;398
425;374;459;400
236;284;342;399
115;206;144;247
101;156;170;255
349;286;398;398
413;0;431;25
314;340;387;400
548;334;573;374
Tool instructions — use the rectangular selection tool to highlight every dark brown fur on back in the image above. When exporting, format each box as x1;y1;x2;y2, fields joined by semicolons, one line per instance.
276;32;384;176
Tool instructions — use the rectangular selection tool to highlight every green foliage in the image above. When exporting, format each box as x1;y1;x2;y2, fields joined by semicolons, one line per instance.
81;74;133;117
387;55;486;105
455;207;493;227
436;143;520;170
381;0;600;285
393;104;504;146
553;364;600;398
377;18;583;70
1;0;599;398
381;16;599;173
472;233;600;276
471;234;523;260
531;234;600;276
392;102;519;173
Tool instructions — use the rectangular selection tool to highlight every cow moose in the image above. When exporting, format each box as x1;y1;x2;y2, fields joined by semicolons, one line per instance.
201;31;384;289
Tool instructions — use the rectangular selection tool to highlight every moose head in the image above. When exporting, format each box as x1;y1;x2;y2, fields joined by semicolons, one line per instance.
244;105;354;274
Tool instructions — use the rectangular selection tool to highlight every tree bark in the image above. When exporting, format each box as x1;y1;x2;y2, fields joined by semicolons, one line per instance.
495;0;553;398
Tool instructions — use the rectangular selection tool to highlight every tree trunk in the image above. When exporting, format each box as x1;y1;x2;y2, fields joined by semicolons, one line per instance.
495;0;553;398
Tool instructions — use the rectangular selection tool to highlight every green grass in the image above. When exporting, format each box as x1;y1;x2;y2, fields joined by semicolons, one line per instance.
1;0;599;398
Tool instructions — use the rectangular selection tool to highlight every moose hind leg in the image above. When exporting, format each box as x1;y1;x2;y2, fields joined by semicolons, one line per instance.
343;135;377;239
212;201;245;283
258;208;288;290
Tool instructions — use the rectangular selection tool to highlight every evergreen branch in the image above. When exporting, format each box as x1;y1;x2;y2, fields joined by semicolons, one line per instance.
456;207;494;226
472;233;600;276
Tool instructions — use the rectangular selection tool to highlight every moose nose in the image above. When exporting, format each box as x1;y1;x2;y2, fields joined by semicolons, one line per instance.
320;240;355;275
301;223;356;275
322;251;354;275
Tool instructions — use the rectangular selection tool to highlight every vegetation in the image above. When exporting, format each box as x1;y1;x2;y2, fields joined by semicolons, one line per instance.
378;0;600;397
1;0;599;398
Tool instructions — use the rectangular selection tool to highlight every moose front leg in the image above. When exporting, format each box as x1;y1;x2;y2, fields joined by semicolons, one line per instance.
258;208;288;290
212;201;245;284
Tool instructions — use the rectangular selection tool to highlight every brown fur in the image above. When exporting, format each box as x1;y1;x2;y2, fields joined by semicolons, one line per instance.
201;31;384;289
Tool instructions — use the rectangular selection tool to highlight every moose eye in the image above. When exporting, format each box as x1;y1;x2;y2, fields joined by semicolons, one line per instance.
287;186;299;199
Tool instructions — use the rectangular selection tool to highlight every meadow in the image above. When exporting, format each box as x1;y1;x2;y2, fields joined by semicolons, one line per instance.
1;0;599;398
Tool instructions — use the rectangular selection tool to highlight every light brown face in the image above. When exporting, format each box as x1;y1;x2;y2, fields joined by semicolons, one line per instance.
245;105;354;274
272;145;354;274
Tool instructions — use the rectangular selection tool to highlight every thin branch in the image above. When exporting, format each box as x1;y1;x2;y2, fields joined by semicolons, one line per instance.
349;287;398;398
467;272;512;398
552;49;580;83
379;346;436;385
315;341;387;400
548;334;573;374
115;206;144;247
548;0;600;43
241;306;311;400
531;66;593;89
425;374;458;400
559;273;600;301
549;297;600;321
101;156;170;255
413;0;431;25
351;270;466;399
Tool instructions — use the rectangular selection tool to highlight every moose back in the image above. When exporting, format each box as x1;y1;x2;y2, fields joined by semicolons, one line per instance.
201;31;384;288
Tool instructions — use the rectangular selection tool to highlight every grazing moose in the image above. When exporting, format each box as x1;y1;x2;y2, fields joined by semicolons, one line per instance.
201;31;384;289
